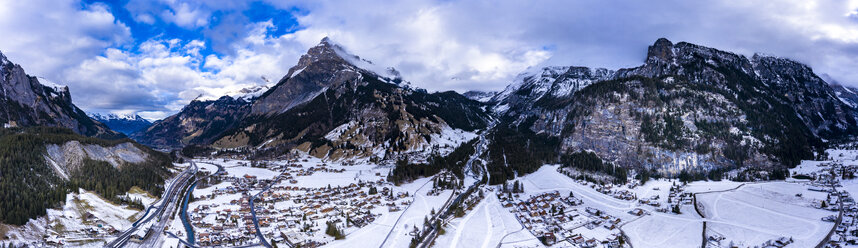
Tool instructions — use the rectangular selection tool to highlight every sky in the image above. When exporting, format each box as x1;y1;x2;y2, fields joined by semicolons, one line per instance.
1;0;857;121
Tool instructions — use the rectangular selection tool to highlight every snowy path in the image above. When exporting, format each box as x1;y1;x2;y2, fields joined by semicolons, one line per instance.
436;192;540;248
448;197;482;248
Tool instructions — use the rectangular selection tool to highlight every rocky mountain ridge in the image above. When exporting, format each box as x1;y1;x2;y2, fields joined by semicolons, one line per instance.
0;51;121;138
486;38;857;180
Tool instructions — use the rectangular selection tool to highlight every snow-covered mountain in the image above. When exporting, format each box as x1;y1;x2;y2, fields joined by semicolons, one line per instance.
133;38;858;181
0;50;121;138
250;37;404;116
135;38;489;160
483;38;858;181
89;113;152;136
214;38;489;160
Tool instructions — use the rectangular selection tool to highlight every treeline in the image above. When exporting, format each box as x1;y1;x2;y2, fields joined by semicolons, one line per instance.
388;138;477;185
485;124;560;185
69;158;167;208
0;127;171;225
560;151;628;184
673;167;788;183
0;128;69;225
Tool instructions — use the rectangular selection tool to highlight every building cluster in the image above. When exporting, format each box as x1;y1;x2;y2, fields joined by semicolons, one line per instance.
589;183;637;201
657;184;692;214
813;162;858;247
499;191;625;248
189;159;404;247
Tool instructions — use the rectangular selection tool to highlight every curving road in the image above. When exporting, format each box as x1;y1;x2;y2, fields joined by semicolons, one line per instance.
249;169;289;248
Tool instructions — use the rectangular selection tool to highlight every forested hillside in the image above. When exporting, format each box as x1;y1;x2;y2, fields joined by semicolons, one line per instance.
0;127;171;225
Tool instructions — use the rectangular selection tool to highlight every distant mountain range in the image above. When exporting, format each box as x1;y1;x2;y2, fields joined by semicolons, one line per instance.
89;113;152;135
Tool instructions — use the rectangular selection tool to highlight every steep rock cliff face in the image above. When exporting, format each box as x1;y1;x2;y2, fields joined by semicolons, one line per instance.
491;38;857;175
0;51;121;138
45;141;149;179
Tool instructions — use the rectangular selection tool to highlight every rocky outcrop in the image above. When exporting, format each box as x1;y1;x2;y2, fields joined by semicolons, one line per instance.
44;141;149;179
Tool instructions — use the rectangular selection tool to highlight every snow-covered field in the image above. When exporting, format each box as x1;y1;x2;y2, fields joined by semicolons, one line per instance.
696;182;833;247
479;165;837;248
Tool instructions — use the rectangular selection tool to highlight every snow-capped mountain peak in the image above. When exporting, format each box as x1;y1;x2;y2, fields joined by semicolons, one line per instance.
491;65;614;113
288;37;402;81
226;85;271;102
0;50;9;69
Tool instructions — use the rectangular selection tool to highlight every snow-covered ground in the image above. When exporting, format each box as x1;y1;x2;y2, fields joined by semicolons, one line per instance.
125;186;158;206
220;163;281;180
624;212;702;248
480;164;837;248
696;182;833;247
433;192;542;248
0;189;145;248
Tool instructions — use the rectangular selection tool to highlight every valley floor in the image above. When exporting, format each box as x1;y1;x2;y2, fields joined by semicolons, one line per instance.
5;150;858;248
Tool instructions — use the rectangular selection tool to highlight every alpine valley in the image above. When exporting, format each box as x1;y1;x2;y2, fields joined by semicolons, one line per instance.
2;37;858;248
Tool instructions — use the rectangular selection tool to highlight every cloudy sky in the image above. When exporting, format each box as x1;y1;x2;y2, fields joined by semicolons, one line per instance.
1;0;857;120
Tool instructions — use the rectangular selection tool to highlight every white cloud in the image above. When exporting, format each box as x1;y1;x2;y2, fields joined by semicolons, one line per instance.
275;0;858;91
4;0;858;121
0;0;130;81
62;20;306;120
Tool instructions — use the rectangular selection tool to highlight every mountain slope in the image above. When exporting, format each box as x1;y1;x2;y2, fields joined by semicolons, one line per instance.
0;127;172;226
212;38;490;161
462;90;497;103
831;83;858;111
131;95;253;149
0;51;122;139
89;113;152;135
486;38;857;182
251;37;402;116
